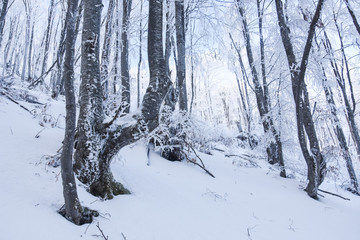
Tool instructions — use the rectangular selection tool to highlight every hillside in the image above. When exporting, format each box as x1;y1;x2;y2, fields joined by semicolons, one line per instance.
0;89;359;240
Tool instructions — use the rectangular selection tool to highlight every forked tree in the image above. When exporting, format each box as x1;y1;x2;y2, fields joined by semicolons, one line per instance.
74;0;172;199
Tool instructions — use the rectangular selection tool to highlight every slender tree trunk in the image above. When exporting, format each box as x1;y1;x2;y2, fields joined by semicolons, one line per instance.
136;0;143;108
320;65;359;193
121;0;132;113
0;0;9;47
323;30;360;162
275;0;326;198
344;0;360;36
40;0;55;86
59;0;93;225
236;0;285;176
101;0;115;99
21;0;31;81
113;0;120;95
175;0;188;111
27;23;34;81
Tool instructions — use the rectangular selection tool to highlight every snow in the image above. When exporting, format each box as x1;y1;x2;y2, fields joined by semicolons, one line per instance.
0;94;359;240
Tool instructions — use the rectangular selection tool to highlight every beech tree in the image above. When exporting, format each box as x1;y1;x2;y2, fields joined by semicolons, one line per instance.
274;0;326;199
74;0;172;199
59;0;94;225
235;0;285;177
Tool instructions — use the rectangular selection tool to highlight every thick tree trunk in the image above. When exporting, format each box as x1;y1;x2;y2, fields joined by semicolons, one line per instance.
121;0;132;113
275;0;326;198
74;0;171;199
59;0;93;225
74;0;104;185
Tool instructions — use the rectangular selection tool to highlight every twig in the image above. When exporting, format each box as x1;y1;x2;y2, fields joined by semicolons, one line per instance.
28;60;58;89
183;150;215;178
318;189;350;201
96;222;109;240
121;233;127;240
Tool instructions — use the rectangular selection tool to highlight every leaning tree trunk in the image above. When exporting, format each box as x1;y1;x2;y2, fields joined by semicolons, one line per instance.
320;66;359;193
275;0;326;199
236;0;285;176
344;0;360;36
74;0;172;199
59;0;93;225
121;0;133;113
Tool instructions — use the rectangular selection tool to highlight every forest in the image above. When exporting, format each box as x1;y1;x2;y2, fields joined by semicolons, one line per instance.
0;0;360;239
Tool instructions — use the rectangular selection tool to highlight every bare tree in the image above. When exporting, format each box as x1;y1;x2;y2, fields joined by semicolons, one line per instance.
73;0;172;199
235;0;285;177
121;0;133;113
275;0;326;198
0;0;10;47
59;0;94;225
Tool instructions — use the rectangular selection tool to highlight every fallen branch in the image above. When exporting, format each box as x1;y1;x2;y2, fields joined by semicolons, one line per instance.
28;60;58;89
96;222;109;240
318;189;350;201
0;89;33;115
183;142;215;178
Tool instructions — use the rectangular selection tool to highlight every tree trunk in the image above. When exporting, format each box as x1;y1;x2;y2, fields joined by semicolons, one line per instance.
40;0;55;86
21;0;31;82
320;66;359;193
59;0;93;225
100;0;115;99
136;0;144;108
275;0;326;198
344;0;360;36
74;0;104;185
236;0;285;176
175;0;188;111
0;0;9;47
121;0;132;113
74;0;171;199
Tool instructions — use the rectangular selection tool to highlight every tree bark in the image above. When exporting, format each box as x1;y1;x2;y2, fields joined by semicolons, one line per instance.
121;0;132;113
0;0;9;47
74;0;171;199
59;0;93;225
100;0;115;99
275;0;326;198
175;0;188;111
344;0;360;36
236;0;285;176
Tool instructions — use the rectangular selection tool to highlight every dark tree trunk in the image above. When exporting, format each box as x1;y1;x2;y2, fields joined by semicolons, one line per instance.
236;0;285;176
344;0;360;36
59;0;93;225
175;0;188;111
21;0;31;81
0;0;9;47
121;0;132;113
275;0;326;199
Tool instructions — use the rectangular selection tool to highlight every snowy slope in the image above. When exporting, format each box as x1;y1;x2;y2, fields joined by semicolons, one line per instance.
0;95;359;240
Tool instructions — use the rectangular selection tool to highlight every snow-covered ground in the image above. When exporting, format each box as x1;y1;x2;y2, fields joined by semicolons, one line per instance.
0;92;359;240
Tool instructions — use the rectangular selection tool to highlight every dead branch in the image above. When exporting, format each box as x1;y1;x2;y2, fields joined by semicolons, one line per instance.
182;149;215;178
28;60;58;89
96;222;109;240
318;189;350;201
0;89;33;115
